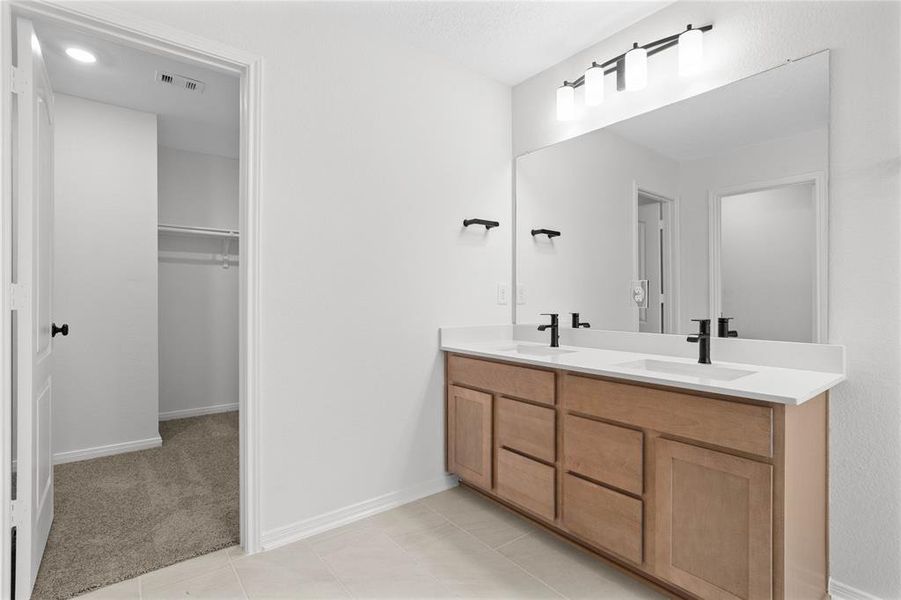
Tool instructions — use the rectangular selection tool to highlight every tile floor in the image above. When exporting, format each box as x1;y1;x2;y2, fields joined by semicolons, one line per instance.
78;486;664;599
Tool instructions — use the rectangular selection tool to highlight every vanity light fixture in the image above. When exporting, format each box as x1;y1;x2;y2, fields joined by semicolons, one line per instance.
678;24;704;75
584;63;605;106
555;23;713;120
624;43;648;91
556;83;575;121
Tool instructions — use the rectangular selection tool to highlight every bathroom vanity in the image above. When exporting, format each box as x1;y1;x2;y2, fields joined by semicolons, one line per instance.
441;326;845;600
443;47;843;600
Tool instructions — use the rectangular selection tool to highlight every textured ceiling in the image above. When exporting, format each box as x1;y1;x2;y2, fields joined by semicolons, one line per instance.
302;1;674;85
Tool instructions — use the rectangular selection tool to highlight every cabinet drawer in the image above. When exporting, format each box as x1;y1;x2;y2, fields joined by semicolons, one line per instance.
563;474;643;564
496;448;555;521
564;415;643;495
564;375;772;457
497;397;555;463
448;355;555;406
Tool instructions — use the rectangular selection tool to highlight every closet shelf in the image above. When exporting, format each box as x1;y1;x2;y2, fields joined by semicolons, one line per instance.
158;224;239;238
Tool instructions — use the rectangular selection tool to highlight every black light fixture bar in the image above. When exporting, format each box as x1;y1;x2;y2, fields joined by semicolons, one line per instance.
562;24;713;89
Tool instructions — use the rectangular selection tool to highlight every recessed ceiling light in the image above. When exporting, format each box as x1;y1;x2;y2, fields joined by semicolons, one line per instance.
65;47;96;64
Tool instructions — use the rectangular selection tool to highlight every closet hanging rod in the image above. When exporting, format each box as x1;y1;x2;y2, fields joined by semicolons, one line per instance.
158;224;240;238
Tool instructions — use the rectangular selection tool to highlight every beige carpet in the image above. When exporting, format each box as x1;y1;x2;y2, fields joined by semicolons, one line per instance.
31;412;239;600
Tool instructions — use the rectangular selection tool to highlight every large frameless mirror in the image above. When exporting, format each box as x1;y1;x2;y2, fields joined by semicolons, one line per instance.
515;51;829;343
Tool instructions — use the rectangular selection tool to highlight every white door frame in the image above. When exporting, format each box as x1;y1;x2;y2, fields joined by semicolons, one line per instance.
631;183;680;334
708;171;828;343
0;2;263;593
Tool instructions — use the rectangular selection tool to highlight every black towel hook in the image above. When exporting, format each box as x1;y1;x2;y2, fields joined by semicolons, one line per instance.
463;218;499;230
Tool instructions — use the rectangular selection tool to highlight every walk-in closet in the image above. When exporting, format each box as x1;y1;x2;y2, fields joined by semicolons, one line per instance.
14;16;242;598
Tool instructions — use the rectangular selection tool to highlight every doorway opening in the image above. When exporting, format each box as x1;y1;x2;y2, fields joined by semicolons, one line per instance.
634;188;678;334
2;4;261;599
709;173;827;343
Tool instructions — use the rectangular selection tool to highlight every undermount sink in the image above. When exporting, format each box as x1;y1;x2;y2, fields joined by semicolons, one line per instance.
497;344;578;357
617;358;756;382
516;345;577;357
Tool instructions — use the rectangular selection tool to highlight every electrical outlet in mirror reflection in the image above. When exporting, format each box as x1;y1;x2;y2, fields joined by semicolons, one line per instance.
631;280;649;308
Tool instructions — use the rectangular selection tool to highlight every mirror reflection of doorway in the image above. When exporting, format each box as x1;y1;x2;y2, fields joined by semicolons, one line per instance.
717;181;818;342
637;190;675;334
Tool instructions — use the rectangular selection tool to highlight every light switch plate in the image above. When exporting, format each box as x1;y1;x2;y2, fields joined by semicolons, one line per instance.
497;283;509;305
516;283;526;305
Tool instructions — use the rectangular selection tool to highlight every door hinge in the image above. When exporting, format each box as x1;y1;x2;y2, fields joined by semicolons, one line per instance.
9;65;27;95
9;284;28;311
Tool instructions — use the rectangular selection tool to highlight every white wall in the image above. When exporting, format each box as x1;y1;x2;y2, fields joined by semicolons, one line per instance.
100;2;513;540
512;2;901;597
53;94;160;459
677;127;828;332
516;128;677;328
721;184;816;342
158;147;239;419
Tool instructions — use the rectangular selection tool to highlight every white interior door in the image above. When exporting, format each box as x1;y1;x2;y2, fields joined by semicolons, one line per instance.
12;17;55;599
637;201;662;333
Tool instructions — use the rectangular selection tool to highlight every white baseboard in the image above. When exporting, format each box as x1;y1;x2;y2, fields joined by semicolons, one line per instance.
261;474;459;550
53;435;163;465
829;578;884;600
159;403;238;421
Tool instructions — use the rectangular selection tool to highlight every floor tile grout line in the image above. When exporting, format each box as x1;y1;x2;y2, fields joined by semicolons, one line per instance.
225;545;250;600
380;519;455;592
307;537;361;599
372;496;562;597
492;530;531;552
427;488;587;599
491;535;578;600
427;491;653;600
136;549;234;597
439;514;566;598
227;556;251;600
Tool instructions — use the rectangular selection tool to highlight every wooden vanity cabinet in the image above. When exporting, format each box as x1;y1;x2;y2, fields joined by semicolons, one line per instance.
447;384;493;491
445;354;827;600
655;439;774;600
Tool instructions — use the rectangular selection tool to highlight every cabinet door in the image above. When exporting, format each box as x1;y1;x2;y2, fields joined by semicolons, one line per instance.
655;439;773;600
448;385;493;490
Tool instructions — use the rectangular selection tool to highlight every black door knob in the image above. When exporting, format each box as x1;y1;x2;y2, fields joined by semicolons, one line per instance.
52;323;69;337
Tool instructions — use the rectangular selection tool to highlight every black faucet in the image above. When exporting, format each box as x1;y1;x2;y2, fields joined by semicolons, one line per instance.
717;317;738;338
538;313;560;348
686;319;712;364
571;313;590;328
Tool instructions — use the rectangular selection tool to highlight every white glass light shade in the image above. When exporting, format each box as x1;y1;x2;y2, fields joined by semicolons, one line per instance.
624;44;647;91
556;84;575;121
679;26;703;75
584;65;605;106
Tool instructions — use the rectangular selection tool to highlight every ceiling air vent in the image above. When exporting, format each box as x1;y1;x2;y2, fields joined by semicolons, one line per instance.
155;70;206;94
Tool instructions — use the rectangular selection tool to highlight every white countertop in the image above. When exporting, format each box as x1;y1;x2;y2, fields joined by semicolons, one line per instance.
440;327;846;405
